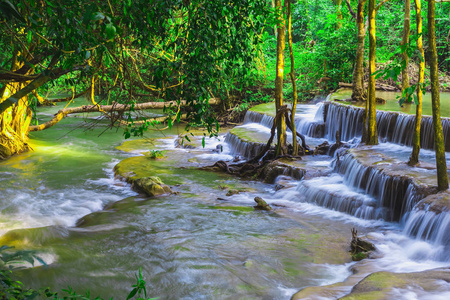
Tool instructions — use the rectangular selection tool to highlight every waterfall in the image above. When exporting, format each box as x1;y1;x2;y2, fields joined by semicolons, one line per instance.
295;174;383;220
402;209;450;261
334;152;421;222
243;111;274;128
324;102;450;151
324;103;364;142
224;132;265;159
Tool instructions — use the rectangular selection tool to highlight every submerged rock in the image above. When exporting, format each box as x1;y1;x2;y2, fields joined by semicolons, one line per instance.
254;196;272;211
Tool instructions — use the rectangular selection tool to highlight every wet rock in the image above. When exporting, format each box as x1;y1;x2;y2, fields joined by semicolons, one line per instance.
226;189;241;196
132;176;171;197
254;197;272;211
313;141;330;155
260;160;305;183
213;144;223;153
415;192;450;214
274;175;298;191
174;137;195;149
340;268;450;300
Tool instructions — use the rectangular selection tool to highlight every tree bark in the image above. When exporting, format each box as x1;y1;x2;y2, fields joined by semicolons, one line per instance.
352;0;368;102
28;99;221;132
366;0;378;145
287;0;298;155
408;0;424;166
334;0;344;29
428;0;449;190
275;0;287;156
401;0;411;95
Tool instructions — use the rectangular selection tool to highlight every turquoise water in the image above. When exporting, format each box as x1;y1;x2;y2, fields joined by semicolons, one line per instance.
331;88;450;117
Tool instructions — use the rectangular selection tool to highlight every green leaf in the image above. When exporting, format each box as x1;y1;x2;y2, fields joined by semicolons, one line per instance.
26;30;32;44
106;23;116;39
127;288;138;300
413;94;419;105
202;137;205;148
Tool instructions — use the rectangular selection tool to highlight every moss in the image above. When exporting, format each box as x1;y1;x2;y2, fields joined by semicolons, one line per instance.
116;138;164;153
341;272;407;299
207;205;254;213
114;156;171;196
229;127;271;144
249;102;276;117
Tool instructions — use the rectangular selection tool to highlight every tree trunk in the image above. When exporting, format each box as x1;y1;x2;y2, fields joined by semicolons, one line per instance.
334;0;344;29
0;49;32;160
408;0;424;166
275;0;287;156
401;0;411;95
352;0;367;102
287;0;298;155
428;0;449;190
366;0;378;145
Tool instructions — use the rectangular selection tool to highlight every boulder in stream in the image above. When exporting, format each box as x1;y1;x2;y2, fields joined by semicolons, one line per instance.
132;176;171;197
254;196;272;211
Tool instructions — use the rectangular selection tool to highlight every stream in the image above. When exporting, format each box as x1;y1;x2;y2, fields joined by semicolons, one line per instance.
1;98;449;299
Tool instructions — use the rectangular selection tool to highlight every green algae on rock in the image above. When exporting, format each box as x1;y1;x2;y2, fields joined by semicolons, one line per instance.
114;156;171;197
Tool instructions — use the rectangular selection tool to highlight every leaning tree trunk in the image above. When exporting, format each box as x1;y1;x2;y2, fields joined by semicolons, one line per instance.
352;0;368;102
408;0;424;166
366;0;378;145
275;0;287;156
287;0;299;155
0;49;32;160
428;0;448;190
401;0;411;96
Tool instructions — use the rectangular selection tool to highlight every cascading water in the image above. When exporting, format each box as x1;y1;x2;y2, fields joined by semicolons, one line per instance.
324;102;450;151
2;98;450;300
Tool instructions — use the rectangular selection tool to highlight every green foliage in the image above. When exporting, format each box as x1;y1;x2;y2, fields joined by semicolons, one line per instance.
148;150;165;159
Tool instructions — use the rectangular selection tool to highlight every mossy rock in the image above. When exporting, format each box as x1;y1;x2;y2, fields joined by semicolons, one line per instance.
132;176;171;196
114;157;171;196
341;269;450;300
249;102;276;117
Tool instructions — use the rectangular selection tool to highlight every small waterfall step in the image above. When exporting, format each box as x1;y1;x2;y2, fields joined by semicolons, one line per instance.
244;102;326;138
335;146;450;222
324;101;450;151
225;124;272;159
294;173;383;220
402;192;450;256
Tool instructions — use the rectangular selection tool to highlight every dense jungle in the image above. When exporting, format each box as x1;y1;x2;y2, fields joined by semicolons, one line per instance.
1;0;450;299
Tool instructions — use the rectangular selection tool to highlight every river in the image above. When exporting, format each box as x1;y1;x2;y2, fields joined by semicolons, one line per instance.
0;98;449;299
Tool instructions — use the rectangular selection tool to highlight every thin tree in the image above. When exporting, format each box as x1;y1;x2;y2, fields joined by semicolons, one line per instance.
408;0;424;166
401;0;411;96
347;0;390;103
428;0;448;190
366;0;378;145
287;0;299;155
351;0;368;102
275;0;288;156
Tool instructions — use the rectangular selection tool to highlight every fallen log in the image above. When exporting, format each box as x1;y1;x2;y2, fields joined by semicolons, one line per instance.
28;98;221;131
